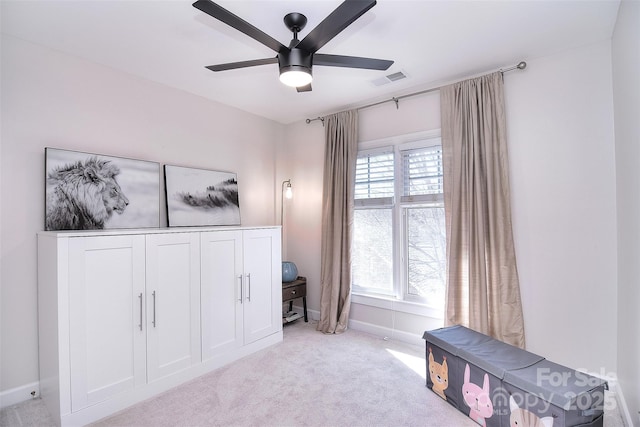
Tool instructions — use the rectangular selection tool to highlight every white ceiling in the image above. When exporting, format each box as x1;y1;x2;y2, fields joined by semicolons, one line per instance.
2;0;621;124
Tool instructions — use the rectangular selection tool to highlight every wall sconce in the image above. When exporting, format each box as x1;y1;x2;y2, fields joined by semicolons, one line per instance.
284;180;293;200
281;179;298;284
281;179;292;226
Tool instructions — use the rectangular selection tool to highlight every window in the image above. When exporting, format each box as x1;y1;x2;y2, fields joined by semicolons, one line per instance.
352;134;446;307
353;149;395;294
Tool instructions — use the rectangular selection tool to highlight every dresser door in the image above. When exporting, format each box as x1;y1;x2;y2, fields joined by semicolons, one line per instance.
68;235;146;411
200;230;243;360
146;233;201;383
242;228;282;344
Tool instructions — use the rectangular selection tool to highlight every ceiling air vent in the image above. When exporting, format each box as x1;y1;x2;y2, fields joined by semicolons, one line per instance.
371;70;408;87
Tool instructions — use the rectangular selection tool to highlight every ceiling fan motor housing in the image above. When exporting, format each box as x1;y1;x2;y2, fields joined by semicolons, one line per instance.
278;48;313;76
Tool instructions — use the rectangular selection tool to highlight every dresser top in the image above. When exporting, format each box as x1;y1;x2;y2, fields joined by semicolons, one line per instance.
38;225;280;238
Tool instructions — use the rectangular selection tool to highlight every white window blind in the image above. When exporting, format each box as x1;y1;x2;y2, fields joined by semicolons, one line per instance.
401;146;444;203
355;150;394;206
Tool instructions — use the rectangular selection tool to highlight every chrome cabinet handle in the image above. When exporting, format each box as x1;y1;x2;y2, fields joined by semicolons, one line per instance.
246;273;251;301
138;293;143;331
238;275;243;303
152;291;157;328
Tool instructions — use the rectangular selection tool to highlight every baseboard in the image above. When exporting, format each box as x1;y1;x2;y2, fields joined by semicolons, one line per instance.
299;309;424;346
613;382;635;427
347;318;423;346
288;305;320;323
306;308;319;321
0;381;40;409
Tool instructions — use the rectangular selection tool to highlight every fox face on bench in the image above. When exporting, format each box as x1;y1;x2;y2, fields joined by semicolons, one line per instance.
428;348;449;400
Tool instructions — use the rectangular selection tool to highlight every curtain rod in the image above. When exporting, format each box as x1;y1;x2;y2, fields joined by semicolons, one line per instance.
305;61;527;125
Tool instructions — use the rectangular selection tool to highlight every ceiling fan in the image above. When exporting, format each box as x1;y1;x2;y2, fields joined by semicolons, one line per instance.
192;0;394;92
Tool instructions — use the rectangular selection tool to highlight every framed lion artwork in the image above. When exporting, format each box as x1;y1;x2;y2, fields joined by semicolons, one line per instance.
44;148;160;231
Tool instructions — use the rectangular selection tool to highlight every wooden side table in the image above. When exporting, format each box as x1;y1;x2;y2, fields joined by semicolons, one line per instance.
282;276;308;322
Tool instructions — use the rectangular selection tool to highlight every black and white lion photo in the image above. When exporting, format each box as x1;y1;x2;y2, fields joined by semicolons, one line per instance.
45;148;160;231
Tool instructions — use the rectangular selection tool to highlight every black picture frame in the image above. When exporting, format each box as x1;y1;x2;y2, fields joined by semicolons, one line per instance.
44;147;160;231
164;165;241;227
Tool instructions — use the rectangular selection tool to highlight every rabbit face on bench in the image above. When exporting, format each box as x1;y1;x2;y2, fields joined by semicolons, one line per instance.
463;363;494;426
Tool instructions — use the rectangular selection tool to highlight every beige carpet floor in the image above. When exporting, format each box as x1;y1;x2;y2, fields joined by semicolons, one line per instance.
93;320;475;426
1;319;626;426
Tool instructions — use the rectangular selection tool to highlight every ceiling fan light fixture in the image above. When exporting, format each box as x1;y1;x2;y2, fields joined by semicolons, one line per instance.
279;67;313;87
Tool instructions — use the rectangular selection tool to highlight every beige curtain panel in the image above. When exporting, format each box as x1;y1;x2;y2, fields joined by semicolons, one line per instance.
317;110;358;334
441;72;526;348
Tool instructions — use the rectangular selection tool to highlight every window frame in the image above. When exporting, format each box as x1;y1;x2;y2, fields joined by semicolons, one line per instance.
352;130;444;307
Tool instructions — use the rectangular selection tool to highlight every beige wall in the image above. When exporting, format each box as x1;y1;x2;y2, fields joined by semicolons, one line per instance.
506;41;617;373
0;35;283;396
612;0;640;424
281;90;445;343
283;41;619;374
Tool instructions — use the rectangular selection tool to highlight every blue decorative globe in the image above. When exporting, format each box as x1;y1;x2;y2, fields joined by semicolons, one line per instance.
282;261;298;282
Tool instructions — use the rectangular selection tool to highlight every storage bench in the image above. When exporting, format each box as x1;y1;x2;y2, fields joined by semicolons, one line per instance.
423;325;607;427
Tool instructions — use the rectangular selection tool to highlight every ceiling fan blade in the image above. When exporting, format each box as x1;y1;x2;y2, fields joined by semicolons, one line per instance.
296;0;377;53
314;54;393;70
206;57;278;72
193;0;287;53
296;84;312;92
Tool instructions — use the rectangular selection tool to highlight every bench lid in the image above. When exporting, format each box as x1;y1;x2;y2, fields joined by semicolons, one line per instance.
504;359;608;410
422;325;494;355
423;325;543;378
459;339;544;379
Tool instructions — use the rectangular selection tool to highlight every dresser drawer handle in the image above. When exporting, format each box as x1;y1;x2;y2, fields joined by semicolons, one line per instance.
291;290;296;294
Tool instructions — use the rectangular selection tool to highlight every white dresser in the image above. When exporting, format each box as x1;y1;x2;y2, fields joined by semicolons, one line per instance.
37;226;282;426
